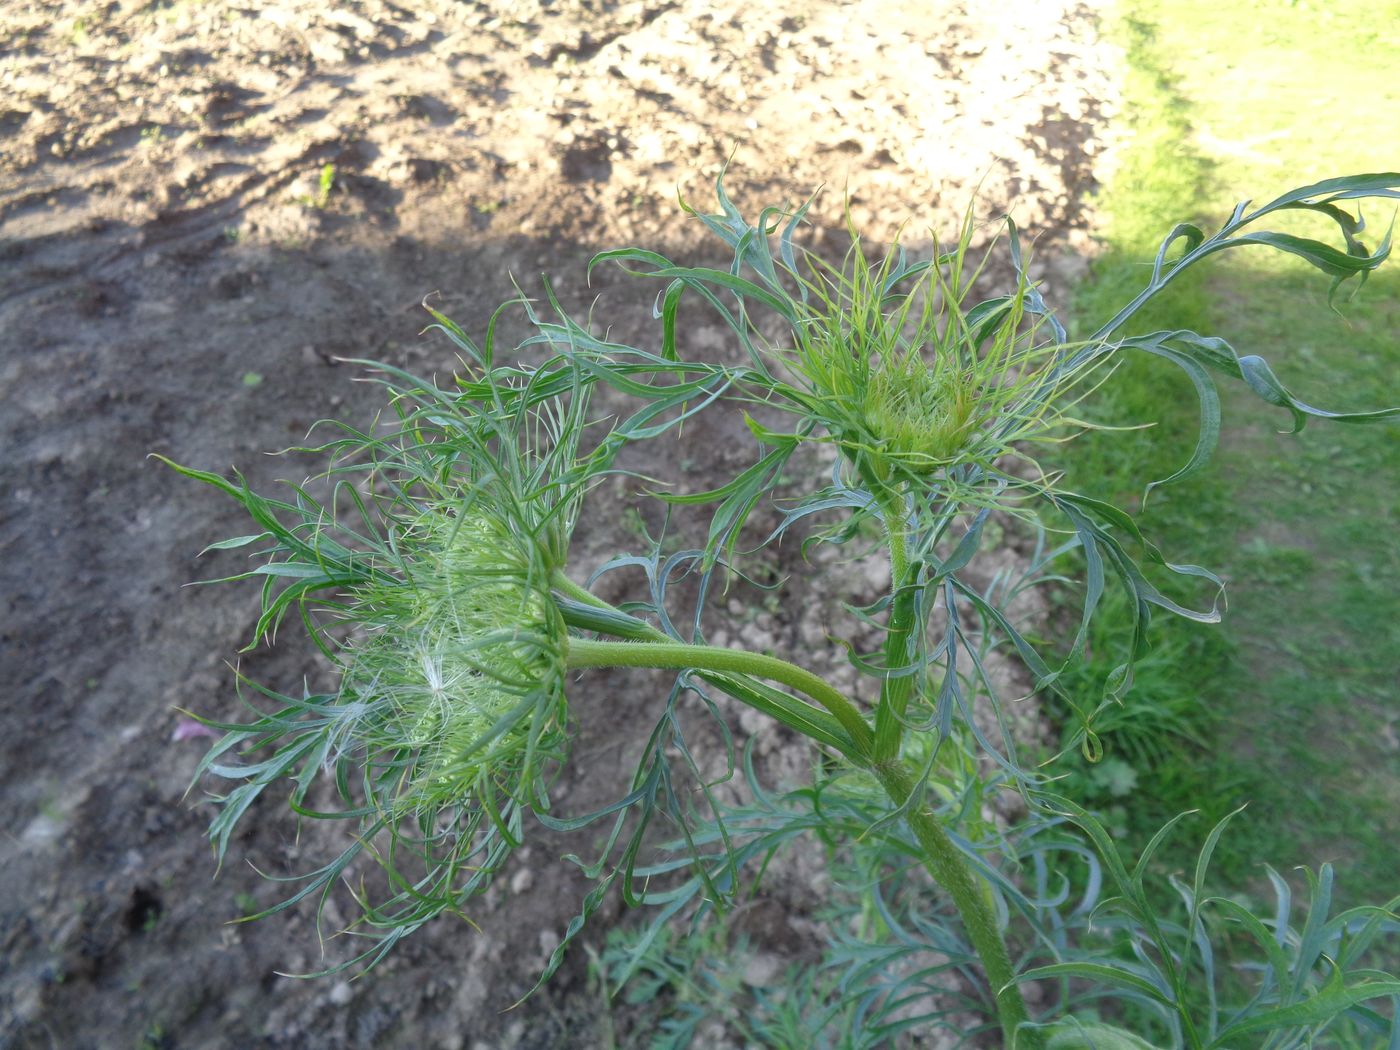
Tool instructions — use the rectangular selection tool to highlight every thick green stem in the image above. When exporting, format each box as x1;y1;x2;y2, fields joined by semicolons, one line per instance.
557;576;1033;1044
872;485;918;762
552;573;865;758
565;636;874;757
881;492;910;587
871;581;919;761
875;762;1036;1049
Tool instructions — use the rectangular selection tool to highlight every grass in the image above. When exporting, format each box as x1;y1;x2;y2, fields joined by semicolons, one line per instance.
1056;0;1400;906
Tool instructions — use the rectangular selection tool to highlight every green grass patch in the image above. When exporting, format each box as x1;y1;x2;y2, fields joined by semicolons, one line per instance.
1056;0;1400;907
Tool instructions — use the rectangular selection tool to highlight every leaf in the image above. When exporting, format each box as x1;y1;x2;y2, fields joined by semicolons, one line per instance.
1206;897;1292;993
249;562;333;579
965;295;1014;346
1034;793;1139;904
1012;962;1172;1006
1042;1020;1164;1050
1210;968;1400;1045
1049;492;1222;702
1130;808;1196;885
690;441;799;568
1217;230;1378;277
1290;864;1336;1001
592;254;800;325
1092;174;1399;340
1121;339;1221;498
1007;215;1067;343
199;533;270;554
933;506;992;577
1151;222;1206;284
1250;173;1400;214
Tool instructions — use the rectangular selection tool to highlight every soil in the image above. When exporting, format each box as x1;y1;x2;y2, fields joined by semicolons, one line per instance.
0;2;1117;1047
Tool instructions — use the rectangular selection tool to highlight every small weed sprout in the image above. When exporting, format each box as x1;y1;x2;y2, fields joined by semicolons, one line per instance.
168;173;1400;1047
296;163;336;209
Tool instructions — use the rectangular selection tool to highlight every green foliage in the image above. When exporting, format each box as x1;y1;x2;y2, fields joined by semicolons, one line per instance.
599;764;1400;1049
1017;798;1400;1048
1060;0;1400;909
297;162;336;209
1045;587;1219;815
155;327;595;971
592;753;1001;1049
751;205;1072;481
168;172;1399;1044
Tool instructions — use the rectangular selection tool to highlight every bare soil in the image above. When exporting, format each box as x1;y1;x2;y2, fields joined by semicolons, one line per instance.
0;2;1116;1046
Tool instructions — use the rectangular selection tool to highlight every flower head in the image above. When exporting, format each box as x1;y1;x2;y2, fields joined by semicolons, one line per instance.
168;334;596;972
778;215;1073;488
341;502;568;817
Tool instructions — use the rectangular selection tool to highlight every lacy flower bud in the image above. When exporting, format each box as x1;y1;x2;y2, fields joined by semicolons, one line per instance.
341;504;568;816
861;353;981;474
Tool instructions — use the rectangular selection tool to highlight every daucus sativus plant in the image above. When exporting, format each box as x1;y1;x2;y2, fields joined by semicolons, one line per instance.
165;173;1400;1048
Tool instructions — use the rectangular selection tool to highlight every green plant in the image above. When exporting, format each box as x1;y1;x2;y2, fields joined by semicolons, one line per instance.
1062;1;1400;909
137;1020;168;1050
297;163;335;209
165;173;1400;1048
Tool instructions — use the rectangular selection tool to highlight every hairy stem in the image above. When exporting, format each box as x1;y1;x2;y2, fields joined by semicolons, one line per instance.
872;485;918;762
875;762;1036;1049
880;488;910;588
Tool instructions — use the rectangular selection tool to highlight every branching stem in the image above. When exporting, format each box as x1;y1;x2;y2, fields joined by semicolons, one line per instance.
563;601;1033;1048
565;636;874;756
551;573;862;756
